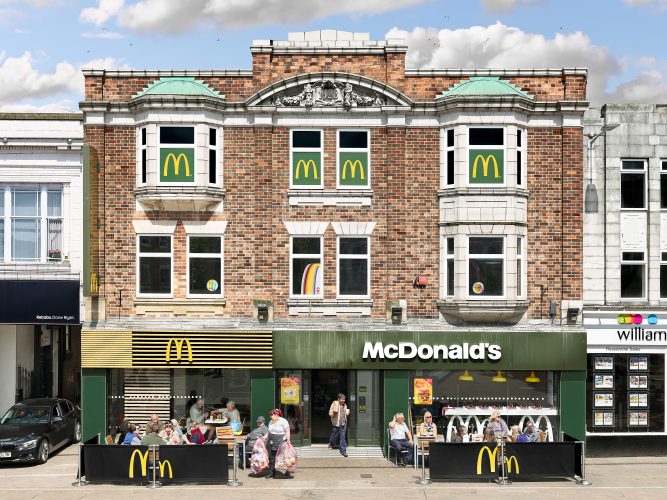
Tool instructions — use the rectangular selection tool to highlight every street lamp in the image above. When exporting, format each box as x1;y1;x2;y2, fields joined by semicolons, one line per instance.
585;123;619;213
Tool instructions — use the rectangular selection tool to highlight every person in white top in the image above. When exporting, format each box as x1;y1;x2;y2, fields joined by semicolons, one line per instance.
261;409;291;478
388;412;414;466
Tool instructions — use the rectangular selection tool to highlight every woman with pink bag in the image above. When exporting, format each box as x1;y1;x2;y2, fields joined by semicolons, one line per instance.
260;409;292;479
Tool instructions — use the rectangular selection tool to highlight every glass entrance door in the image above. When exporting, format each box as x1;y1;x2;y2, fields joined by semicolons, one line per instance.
277;369;311;447
350;370;380;446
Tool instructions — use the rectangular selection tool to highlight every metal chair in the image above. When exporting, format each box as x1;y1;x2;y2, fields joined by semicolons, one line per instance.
386;429;409;465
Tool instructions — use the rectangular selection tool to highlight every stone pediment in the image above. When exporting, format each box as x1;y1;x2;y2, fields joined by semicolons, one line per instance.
273;80;386;108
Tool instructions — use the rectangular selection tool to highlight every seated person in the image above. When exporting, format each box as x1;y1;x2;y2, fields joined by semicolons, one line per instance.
212;400;240;423
189;421;205;445
159;421;181;445
450;425;468;443
523;421;539;443
508;425;522;442
170;419;190;444
483;428;496;442
388;413;414;467
417;411;436;437
188;399;209;431
141;423;165;446
202;424;217;444
246;416;268;450
144;413;164;434
122;424;141;445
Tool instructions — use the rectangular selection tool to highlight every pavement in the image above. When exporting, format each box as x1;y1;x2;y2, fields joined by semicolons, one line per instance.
1;443;667;499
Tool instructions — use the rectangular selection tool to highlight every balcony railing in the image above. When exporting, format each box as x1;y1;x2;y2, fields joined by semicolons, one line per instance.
47;218;63;262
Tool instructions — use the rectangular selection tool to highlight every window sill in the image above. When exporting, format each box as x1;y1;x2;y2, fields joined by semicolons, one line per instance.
438;187;529;198
437;299;529;324
287;298;373;316
288;189;373;206
134;186;226;211
134;297;226;316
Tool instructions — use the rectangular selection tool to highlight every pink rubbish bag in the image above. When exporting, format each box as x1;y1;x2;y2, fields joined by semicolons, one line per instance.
275;441;298;474
250;439;269;474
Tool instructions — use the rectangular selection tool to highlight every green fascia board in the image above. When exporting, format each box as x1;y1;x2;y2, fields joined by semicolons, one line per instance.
440;76;533;99
273;330;586;371
134;77;222;98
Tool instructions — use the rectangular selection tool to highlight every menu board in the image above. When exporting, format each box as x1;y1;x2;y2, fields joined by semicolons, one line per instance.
628;392;649;408
629;356;649;371
628;411;649;427
629;375;649;389
594;356;614;371
594;393;614;408
594;374;614;389
593;411;614;427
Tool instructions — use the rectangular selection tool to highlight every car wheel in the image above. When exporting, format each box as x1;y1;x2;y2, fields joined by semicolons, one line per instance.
36;440;49;464
73;421;81;443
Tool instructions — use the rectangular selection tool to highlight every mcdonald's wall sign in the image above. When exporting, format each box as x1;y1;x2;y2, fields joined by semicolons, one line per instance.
160;147;195;183
292;152;321;186
468;149;504;184
339;152;369;187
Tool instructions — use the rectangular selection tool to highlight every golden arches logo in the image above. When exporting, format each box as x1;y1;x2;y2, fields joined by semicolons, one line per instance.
506;455;520;474
128;449;149;478
165;338;193;363
471;154;500;179
342;159;365;180
159;460;173;479
163;153;191;177
476;446;498;474
295;159;318;180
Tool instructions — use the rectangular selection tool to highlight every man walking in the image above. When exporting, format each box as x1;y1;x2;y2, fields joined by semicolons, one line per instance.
328;393;350;457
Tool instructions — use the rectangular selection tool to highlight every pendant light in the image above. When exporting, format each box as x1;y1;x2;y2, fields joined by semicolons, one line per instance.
525;371;541;383
492;370;507;383
458;370;474;382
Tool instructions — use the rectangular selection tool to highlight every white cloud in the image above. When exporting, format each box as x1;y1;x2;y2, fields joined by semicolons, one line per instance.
81;30;124;39
80;0;124;27
79;0;429;34
0;100;75;113
623;0;667;6
0;52;129;110
0;0;56;5
481;0;544;13
387;23;667;105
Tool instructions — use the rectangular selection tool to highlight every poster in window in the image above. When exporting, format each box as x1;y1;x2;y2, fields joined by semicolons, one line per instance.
594;412;614;427
629;375;649;389
280;377;300;405
413;378;433;405
594;356;614;371
629;355;649;371
594;374;614;389
594;393;614;408
628;392;649;408
628;411;649;427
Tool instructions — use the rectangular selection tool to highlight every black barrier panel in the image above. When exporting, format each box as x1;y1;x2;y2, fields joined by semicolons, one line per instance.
0;280;79;324
158;445;229;483
575;442;583;478
429;443;499;480
83;445;151;484
504;442;576;479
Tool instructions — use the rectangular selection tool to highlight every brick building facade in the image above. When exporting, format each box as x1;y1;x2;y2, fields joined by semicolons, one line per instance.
79;31;588;448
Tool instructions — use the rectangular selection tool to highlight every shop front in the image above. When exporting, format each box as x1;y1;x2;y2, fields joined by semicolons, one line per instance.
273;329;587;448
585;310;667;455
80;329;273;441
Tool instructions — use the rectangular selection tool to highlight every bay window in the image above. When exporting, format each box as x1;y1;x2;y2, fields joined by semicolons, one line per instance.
159;126;195;184
468;236;504;297
468;127;504;185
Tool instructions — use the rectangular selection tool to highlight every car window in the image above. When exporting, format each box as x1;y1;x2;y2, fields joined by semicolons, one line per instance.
57;402;69;416
0;406;51;424
54;405;63;419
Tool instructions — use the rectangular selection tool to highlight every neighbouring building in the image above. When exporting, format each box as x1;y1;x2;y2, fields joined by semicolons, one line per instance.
80;30;587;448
0;113;84;414
584;104;667;455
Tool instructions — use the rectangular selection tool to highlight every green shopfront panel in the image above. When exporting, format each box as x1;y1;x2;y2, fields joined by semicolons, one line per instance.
251;371;275;425
82;369;106;442
560;371;586;441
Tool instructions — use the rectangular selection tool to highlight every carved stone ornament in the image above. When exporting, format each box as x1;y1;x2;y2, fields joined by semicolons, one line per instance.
273;80;385;108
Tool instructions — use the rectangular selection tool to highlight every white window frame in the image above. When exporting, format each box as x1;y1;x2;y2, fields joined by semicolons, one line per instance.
444;128;455;187
336;235;371;299
660;160;667;211
661;251;667;300
466;125;507;187
620;250;646;301
157;125;197;186
620;159;647;211
186;234;224;298
517;236;525;299
445;236;455;297
466;235;506;299
289;235;323;298
208;127;219;186
45;188;63;262
139;126;147;185
336;129;371;190
136;234;173;298
516;127;526;188
290;129;323;189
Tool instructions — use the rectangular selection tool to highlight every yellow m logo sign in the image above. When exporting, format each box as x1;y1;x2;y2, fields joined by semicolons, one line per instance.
295;159;318;180
163;153;191;177
129;449;149;478
166;338;193;363
476;446;498;475
471;154;500;179
341;159;365;180
506;455;520;474
159;460;173;479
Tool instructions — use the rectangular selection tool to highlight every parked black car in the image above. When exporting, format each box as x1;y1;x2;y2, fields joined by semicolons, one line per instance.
0;398;81;464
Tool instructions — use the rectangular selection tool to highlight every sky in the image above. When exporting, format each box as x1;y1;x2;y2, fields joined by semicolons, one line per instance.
1;0;666;111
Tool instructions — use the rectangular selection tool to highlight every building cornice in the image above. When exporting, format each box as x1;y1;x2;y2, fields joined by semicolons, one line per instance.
406;68;588;77
81;69;252;77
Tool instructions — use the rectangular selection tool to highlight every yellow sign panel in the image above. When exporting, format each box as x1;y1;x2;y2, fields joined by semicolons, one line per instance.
341;159;365;180
163;152;191;177
471;154;500;179
129;449;149;479
295;159;318;180
413;378;433;405
476;445;498;475
506;455;520;474
165;338;193;363
159;460;173;479
280;377;300;404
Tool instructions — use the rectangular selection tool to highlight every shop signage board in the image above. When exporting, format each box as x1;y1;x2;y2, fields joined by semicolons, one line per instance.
0;280;79;325
280;377;300;404
413;378;433;405
586;311;667;347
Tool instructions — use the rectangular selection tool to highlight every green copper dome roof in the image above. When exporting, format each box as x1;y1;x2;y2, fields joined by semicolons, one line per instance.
134;77;222;98
440;76;532;99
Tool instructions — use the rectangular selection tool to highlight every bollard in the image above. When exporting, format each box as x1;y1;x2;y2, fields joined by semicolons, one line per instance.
146;444;161;489
415;438;431;485
97;433;101;445
71;442;89;487
576;441;592;486
497;439;511;486
227;441;243;487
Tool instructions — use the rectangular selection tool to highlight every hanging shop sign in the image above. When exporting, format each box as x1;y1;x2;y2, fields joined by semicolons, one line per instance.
413;378;433;405
0;280;80;325
280;377;300;404
586;311;667;347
